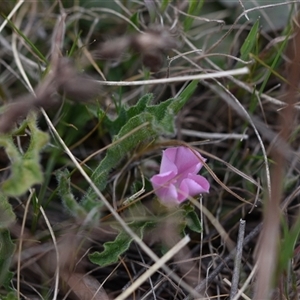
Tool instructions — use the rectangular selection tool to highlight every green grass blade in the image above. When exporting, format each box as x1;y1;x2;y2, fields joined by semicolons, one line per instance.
257;28;292;96
68;30;82;57
160;0;171;12
183;0;204;31
2;14;48;64
240;19;260;62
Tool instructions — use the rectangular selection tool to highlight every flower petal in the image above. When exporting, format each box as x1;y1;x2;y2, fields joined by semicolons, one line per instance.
155;184;179;205
160;148;178;174
150;170;175;189
177;174;210;203
186;173;210;194
176;180;189;202
163;147;206;176
150;171;180;204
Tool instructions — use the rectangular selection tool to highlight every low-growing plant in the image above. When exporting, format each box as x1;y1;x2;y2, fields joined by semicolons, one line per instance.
0;1;300;300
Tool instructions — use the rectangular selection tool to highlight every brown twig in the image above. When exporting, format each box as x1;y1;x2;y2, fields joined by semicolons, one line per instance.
230;219;246;299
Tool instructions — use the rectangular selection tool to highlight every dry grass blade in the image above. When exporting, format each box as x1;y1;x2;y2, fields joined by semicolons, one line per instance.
115;235;191;300
0;0;24;33
94;67;249;86
181;128;249;140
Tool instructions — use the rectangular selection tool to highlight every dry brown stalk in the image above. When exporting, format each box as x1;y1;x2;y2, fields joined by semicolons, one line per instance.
253;12;300;300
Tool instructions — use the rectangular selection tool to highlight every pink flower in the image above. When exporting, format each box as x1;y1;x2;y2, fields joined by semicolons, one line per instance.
150;146;210;205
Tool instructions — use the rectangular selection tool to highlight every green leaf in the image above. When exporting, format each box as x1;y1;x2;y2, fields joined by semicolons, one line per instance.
0;229;15;290
186;209;202;233
103;94;151;136
173;203;202;233
169;80;198;114
56;169;87;219
83;81;198;203
129;12;140;31
89;230;132;267
83;113;156;202
0;114;49;196
89;221;155;267
240;19;260;62
1;292;18;300
0;193;15;229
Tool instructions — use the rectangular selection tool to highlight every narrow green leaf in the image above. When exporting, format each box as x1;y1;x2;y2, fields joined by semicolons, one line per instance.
128;12;140;32
160;0;171;12
0;229;15;290
257;27;292;96
2;15;48;64
240;19;260;62
68;30;82;57
183;0;204;31
170;80;198;114
278;215;300;276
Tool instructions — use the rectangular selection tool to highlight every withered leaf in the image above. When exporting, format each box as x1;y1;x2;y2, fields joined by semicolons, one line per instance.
62;272;110;300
